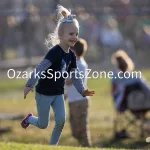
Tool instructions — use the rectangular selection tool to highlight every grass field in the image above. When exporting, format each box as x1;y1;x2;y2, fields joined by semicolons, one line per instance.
0;142;128;150
0;69;150;149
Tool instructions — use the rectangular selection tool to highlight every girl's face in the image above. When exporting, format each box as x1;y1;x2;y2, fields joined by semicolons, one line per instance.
60;23;79;48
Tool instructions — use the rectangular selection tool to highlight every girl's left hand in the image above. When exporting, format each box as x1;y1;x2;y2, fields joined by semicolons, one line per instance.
82;89;95;97
24;86;33;99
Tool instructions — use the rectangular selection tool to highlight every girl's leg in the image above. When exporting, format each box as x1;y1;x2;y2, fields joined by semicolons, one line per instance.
50;94;66;145
28;92;54;128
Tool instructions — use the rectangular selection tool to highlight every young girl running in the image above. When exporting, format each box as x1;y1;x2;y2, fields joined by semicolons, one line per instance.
21;5;95;145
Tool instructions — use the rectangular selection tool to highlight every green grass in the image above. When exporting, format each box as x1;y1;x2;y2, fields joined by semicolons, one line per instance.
0;142;127;150
0;69;150;149
0;78;25;93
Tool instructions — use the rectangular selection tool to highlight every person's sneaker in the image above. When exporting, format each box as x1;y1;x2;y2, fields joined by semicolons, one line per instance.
21;113;32;129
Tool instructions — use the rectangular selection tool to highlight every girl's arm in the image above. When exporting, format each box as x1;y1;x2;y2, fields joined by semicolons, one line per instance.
70;68;85;95
70;52;94;96
26;48;58;87
24;48;60;99
70;68;94;96
24;58;52;99
26;59;52;87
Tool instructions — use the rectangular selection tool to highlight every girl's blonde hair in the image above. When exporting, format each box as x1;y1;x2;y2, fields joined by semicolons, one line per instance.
111;49;135;72
45;5;79;49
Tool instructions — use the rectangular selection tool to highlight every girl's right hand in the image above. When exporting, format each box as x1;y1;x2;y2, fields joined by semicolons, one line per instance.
24;87;33;99
82;89;95;97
